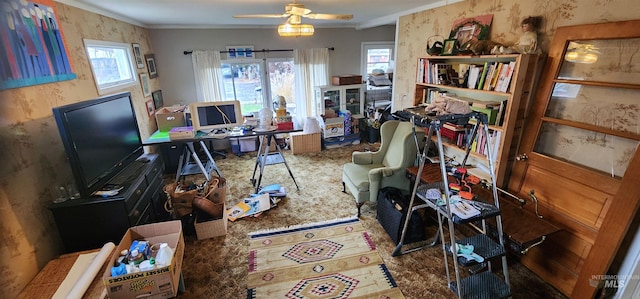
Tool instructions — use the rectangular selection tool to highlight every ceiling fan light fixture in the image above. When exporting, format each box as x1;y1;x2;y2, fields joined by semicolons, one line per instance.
278;23;314;37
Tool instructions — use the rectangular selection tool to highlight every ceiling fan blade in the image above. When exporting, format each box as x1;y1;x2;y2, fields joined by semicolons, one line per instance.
305;13;353;20
289;6;312;16
233;14;288;19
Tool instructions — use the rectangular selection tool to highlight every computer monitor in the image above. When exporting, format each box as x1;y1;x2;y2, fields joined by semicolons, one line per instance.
189;100;243;132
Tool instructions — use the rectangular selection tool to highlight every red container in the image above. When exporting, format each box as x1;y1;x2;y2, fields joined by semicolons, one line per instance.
276;122;294;131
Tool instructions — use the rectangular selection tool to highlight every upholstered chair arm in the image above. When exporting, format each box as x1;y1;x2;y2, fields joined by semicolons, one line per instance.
352;149;386;165
352;151;372;164
369;167;396;178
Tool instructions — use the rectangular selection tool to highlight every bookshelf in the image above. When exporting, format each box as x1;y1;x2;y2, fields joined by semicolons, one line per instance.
415;54;545;187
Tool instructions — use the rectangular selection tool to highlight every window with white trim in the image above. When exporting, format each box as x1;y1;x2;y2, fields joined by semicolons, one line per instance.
361;42;394;76
84;39;137;95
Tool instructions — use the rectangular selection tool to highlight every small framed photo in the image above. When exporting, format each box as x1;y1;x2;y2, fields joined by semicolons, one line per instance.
151;90;164;110
140;73;151;97
146;99;155;117
442;39;459;56
145;54;158;78
132;43;144;69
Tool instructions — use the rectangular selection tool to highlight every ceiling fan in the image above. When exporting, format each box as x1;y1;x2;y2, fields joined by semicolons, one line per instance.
233;0;353;24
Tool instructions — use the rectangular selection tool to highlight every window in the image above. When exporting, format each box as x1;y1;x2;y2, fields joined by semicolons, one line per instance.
84;39;137;94
221;58;296;116
361;42;394;76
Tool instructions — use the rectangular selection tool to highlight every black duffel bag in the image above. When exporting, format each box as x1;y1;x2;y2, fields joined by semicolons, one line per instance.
376;187;426;245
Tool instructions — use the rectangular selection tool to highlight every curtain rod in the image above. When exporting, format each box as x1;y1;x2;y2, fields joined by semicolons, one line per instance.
183;47;334;55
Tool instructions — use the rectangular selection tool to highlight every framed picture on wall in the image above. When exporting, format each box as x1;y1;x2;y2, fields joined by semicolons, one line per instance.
145;54;158;78
152;90;164;110
146;99;155;117
132;43;145;69
140;73;151;96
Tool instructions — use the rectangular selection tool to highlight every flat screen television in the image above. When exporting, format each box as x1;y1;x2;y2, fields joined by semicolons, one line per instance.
189;100;243;132
53;92;143;198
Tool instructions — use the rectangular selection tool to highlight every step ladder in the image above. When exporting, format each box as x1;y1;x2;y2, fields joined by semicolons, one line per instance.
393;112;511;298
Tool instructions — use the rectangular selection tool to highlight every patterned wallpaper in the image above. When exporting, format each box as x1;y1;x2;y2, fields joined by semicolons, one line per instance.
0;3;158;297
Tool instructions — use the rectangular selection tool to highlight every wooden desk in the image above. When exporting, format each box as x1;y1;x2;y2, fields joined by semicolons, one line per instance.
18;249;107;299
406;164;561;254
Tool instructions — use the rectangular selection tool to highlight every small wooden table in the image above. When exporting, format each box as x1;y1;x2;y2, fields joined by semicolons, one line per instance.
406;164;561;254
18;249;107;299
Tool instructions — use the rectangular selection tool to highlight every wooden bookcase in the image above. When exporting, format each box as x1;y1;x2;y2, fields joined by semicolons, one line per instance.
414;54;545;187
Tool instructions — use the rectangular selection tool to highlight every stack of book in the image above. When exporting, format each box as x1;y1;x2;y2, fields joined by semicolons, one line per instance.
465;61;516;92
439;122;468;147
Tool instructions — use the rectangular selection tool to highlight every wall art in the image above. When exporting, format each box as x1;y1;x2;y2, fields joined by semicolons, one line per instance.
449;14;493;49
140;73;151;96
0;0;76;90
226;46;254;59
132;43;145;68
145;54;158;78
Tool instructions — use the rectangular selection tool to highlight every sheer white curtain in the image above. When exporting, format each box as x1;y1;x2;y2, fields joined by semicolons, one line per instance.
293;48;330;126
191;50;225;102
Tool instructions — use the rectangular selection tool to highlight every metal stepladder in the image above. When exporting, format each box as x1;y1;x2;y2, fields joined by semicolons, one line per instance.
394;112;511;299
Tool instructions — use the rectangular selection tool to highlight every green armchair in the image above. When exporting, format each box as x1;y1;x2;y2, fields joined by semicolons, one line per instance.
342;120;424;217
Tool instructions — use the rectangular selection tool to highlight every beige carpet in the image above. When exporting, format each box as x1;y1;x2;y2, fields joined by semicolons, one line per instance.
247;217;404;298
175;142;568;299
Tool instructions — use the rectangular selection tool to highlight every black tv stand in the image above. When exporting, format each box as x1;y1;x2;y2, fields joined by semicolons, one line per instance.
49;153;168;253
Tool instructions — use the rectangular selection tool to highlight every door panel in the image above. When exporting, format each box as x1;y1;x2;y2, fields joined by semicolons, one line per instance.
520;165;611;229
507;20;640;298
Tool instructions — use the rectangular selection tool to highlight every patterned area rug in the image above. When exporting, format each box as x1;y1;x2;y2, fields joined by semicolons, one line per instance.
247;216;405;298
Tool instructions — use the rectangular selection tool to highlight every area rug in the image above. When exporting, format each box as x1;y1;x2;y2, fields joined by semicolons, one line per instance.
247;216;405;298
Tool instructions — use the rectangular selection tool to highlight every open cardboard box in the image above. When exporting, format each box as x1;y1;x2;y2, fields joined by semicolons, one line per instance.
102;220;184;299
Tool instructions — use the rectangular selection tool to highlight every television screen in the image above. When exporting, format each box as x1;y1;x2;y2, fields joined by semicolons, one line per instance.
190;100;243;132
53;92;143;198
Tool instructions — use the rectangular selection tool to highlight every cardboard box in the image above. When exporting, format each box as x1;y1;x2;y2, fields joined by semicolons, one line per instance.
194;203;228;240
168;126;195;140
103;220;184;299
156;106;186;132
332;75;362;86
290;132;321;154
322;117;345;138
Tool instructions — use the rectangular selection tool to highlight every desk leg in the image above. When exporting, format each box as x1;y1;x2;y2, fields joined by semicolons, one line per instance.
175;146;187;183
250;134;300;193
253;135;271;193
176;141;222;182
187;142;211;181
198;140;222;177
250;136;265;186
275;135;299;191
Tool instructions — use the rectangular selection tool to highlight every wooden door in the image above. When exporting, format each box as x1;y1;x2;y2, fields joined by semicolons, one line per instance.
507;20;640;298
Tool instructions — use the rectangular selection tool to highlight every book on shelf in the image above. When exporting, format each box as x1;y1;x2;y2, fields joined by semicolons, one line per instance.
493;100;508;126
496;61;517;92
482;62;497;91
499;61;517;92
417;58;426;83
471;100;502;109
487;63;504;91
494;63;511;92
466;65;483;89
476;62;490;90
443;122;467;131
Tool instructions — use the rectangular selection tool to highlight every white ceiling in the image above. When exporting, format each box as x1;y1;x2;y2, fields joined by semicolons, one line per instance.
55;0;460;30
